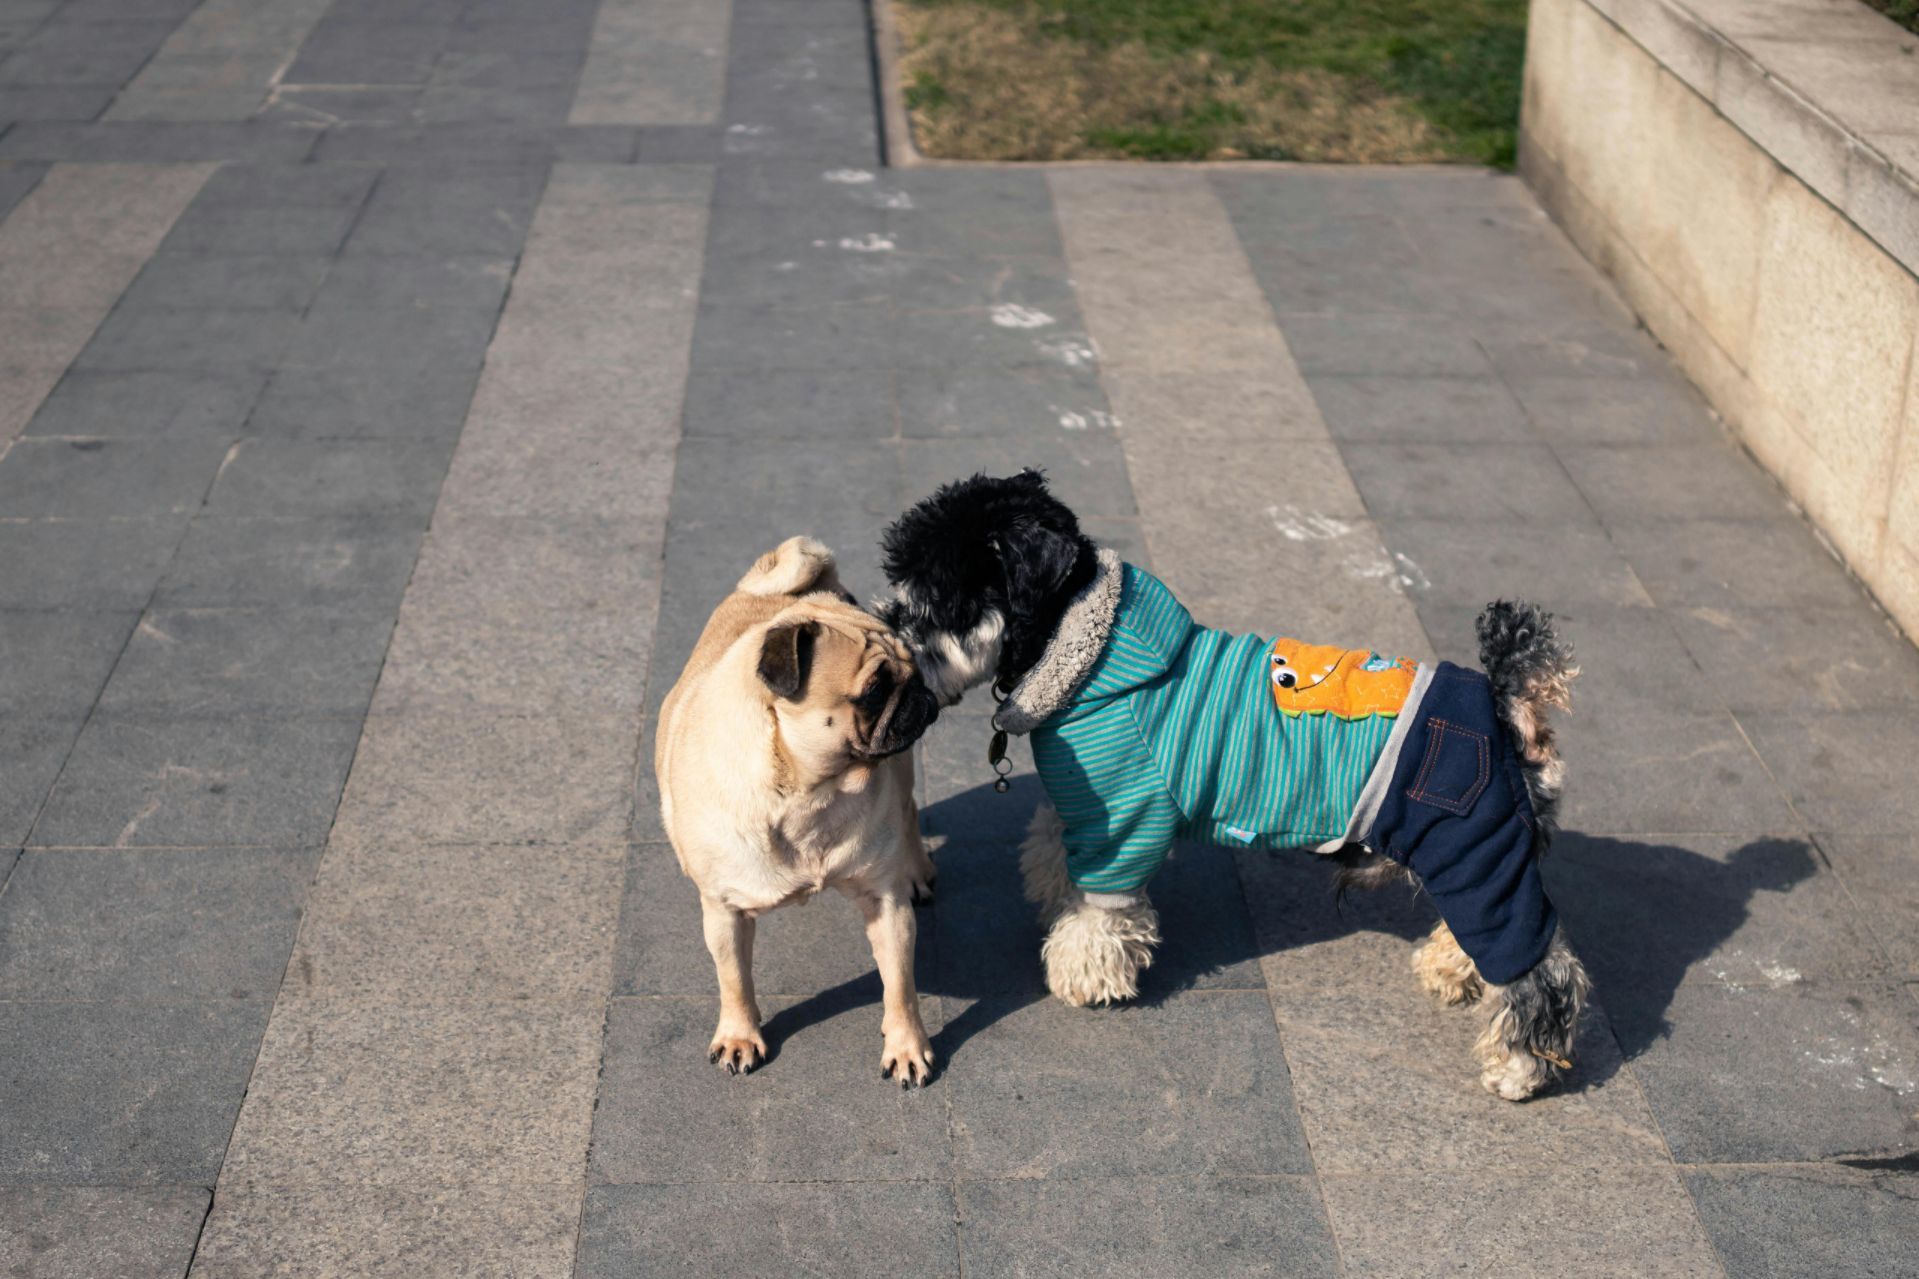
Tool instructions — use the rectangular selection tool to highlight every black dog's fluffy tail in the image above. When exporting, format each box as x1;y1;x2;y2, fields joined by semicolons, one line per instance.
1477;600;1577;844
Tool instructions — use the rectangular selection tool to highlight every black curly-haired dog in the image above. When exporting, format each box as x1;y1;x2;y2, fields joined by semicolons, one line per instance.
880;470;1590;1100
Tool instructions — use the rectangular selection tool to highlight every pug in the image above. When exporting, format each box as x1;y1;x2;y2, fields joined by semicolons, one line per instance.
655;536;942;1086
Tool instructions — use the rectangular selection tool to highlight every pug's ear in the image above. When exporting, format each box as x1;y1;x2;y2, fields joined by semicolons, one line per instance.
757;620;817;702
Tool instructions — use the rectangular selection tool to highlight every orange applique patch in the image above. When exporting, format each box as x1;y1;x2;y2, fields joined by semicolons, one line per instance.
1268;638;1417;720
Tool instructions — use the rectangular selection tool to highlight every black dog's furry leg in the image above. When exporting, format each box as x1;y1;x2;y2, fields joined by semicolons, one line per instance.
1475;929;1592;1099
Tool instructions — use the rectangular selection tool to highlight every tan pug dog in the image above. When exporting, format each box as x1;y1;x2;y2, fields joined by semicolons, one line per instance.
655;537;942;1086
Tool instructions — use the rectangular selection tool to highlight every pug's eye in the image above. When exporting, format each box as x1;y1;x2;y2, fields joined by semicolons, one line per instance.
852;668;894;719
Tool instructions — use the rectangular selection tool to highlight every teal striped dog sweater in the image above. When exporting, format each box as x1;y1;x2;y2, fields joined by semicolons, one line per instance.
995;551;1433;897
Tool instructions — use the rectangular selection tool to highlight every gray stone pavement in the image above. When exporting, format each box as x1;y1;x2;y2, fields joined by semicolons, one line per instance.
1;0;1917;1275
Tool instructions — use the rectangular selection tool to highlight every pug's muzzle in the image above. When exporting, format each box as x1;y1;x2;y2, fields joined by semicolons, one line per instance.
858;670;941;759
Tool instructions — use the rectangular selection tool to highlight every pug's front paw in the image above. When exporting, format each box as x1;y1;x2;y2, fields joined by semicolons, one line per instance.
708;1026;767;1075
880;1026;935;1089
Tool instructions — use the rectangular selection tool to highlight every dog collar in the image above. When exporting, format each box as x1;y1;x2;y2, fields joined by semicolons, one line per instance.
994;548;1124;735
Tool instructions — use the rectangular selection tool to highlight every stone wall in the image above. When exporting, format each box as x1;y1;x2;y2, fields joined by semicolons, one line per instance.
1521;0;1919;638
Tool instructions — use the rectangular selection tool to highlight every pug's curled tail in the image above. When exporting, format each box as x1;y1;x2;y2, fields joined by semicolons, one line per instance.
1477;600;1577;845
738;536;843;598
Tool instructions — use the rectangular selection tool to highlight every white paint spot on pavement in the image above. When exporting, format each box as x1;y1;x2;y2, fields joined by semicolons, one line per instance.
727;123;770;136
1036;337;1097;368
1709;951;1806;992
876;189;915;210
1267;505;1353;542
1055;408;1120;431
1264;504;1424;590
991;303;1055;329
823;169;876;184
1797;1009;1918;1096
834;233;895;253
1759;961;1803;987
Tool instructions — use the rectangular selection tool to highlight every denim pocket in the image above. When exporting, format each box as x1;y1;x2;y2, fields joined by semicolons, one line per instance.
1407;718;1490;816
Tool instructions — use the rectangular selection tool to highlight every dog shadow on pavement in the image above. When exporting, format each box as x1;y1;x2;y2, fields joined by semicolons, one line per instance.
1544;832;1823;1061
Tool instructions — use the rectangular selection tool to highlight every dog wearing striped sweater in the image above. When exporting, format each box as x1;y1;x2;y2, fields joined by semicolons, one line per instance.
878;471;1590;1101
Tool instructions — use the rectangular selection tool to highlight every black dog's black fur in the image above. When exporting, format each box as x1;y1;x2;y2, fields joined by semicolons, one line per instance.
879;470;1097;695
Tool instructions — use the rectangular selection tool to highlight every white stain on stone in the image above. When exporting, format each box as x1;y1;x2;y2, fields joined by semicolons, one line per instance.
1346;557;1397;583
727;123;770;136
1264;505;1422;589
1036;338;1097;368
1758;961;1803;986
1055;408;1119;432
1710;951;1806;992
835;233;895;253
823;169;876;184
991;303;1055;329
875;189;915;210
1797;1009;1918;1096
1267;505;1353;542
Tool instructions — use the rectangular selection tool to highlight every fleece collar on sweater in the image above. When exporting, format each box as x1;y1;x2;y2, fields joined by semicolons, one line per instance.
994;548;1123;735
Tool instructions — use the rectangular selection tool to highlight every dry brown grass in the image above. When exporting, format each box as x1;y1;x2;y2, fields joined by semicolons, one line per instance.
894;1;1445;163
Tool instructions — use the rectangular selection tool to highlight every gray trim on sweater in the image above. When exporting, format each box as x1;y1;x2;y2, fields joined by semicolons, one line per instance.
993;548;1123;735
1322;659;1433;854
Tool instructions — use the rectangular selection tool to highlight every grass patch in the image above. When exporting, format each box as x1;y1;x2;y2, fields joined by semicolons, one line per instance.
1861;0;1918;34
893;0;1530;165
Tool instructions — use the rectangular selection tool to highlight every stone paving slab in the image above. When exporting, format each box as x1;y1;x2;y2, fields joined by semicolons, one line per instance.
958;1176;1339;1279
1683;1164;1919;1279
0;1186;210;1279
97;607;394;717
192;1184;581;1279
285;839;624;1000
1624;978;1919;1163
0;1000;268;1183
221;998;605;1187
577;1182;960;1278
1320;1167;1726;1278
31;716;364;848
154;515;425;610
590;994;953;1185
329;713;635;846
0;847;313;1000
1817;833;1919;980
946;993;1313;1181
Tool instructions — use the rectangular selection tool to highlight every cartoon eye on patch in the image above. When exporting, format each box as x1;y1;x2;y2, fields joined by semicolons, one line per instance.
1272;649;1336;692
